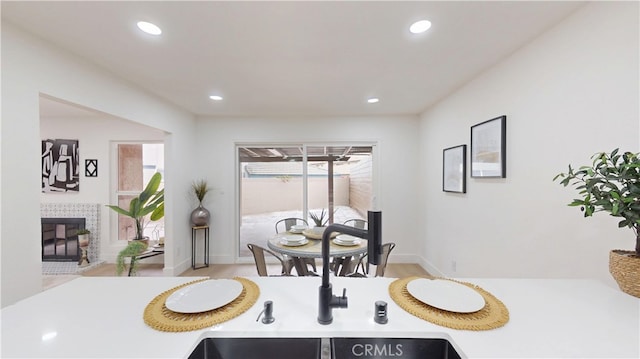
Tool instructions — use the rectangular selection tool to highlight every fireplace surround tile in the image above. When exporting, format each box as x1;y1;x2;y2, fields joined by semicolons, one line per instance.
41;203;100;264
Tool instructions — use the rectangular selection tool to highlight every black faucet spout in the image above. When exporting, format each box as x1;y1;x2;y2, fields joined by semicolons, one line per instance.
317;210;381;324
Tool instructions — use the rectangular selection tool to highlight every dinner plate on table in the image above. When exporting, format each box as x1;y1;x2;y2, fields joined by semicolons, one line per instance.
333;238;361;246
165;279;243;313
279;234;305;242
289;225;308;234
280;238;309;246
336;234;358;243
406;278;485;313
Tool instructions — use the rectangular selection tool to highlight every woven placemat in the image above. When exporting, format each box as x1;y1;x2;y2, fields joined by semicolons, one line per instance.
389;276;509;331
143;277;260;332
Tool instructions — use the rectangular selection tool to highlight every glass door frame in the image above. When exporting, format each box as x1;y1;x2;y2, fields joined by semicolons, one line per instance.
234;141;378;261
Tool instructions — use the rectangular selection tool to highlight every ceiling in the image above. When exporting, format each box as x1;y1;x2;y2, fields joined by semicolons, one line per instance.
2;1;585;118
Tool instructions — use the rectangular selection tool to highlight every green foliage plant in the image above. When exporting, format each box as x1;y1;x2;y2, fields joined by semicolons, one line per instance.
77;228;90;235
107;172;164;240
554;149;640;256
309;208;330;227
116;241;148;276
192;179;210;203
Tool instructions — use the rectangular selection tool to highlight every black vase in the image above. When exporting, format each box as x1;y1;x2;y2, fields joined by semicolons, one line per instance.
191;203;210;226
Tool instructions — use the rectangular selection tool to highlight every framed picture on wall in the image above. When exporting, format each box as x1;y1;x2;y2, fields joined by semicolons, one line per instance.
85;159;98;177
42;138;80;192
470;115;506;178
443;144;466;193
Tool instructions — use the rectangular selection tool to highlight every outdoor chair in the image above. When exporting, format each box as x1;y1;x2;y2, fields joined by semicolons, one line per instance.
247;243;293;276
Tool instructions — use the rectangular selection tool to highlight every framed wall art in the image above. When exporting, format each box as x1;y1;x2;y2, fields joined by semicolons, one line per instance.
443;144;466;193
85;159;98;177
470;115;506;178
42;138;80;192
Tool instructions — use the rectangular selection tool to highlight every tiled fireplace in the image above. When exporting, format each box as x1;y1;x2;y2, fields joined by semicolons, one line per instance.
41;203;100;264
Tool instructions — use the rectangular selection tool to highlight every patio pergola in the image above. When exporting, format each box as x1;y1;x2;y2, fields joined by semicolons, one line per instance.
239;146;372;223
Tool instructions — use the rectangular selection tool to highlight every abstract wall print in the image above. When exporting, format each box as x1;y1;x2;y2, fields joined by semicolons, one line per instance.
85;159;98;177
42;139;80;192
471;115;506;178
443;144;467;193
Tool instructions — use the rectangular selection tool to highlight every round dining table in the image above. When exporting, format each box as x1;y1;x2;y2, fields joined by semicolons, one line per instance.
267;230;368;276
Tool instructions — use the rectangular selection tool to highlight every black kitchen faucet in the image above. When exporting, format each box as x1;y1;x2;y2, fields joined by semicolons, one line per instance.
317;211;382;324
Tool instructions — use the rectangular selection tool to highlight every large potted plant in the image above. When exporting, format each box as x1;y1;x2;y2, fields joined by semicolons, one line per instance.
554;149;640;297
107;172;164;245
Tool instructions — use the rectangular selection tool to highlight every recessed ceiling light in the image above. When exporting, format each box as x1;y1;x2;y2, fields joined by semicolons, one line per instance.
137;21;162;36
209;95;223;101
367;98;380;104
410;20;431;34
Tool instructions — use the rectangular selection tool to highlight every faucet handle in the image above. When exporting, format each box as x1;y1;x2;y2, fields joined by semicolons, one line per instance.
341;288;347;298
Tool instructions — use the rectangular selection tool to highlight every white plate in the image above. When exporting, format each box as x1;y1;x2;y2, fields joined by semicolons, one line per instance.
336;234;358;242
406;278;485;313
280;238;309;246
333;238;361;246
290;225;308;233
279;234;305;243
165;279;243;314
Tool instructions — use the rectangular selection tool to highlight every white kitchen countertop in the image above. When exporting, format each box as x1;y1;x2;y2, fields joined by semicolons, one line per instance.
1;276;638;358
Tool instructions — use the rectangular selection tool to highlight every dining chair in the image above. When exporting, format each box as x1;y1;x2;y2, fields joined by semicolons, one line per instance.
274;217;317;273
247;243;293;276
330;218;369;275
347;242;396;277
342;218;368;230
274;217;309;233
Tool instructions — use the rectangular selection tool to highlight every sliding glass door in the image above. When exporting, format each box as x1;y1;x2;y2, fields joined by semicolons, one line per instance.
237;144;373;258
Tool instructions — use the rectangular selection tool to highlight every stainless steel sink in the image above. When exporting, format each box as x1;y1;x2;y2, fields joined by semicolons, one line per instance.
332;337;461;359
187;337;323;359
188;337;462;359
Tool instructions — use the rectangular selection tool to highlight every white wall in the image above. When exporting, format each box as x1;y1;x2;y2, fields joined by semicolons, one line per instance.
1;23;198;307
418;2;639;287
194;116;422;264
40;114;165;262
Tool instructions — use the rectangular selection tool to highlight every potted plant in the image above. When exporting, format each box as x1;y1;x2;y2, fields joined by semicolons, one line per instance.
190;179;211;226
76;228;91;267
309;208;336;238
106;172;164;245
554;149;640;297
116;240;148;276
76;228;90;247
310;208;330;228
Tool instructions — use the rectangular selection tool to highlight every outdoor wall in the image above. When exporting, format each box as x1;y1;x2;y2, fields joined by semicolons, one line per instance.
241;177;349;215
348;156;373;217
194;116;421;264
1;23;198;307
418;1;639;287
